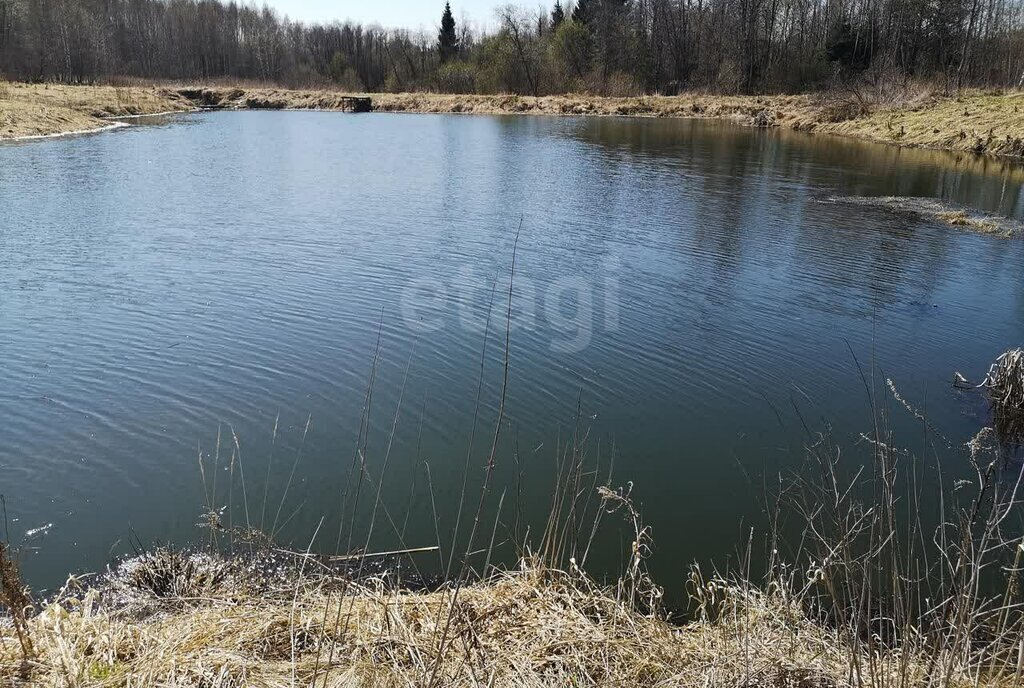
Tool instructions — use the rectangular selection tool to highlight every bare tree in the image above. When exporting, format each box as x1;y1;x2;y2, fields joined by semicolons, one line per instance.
0;0;1021;94
500;5;540;96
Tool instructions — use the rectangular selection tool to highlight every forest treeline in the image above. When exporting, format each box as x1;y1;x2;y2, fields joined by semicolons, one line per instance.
0;0;1022;95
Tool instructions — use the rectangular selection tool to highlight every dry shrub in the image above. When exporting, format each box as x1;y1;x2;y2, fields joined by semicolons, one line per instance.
817;96;871;123
714;58;746;94
103;75;147;88
117;549;230;600
816;73;938;124
982;348;1024;443
0;542;34;665
581;71;644;98
752;109;780;127
436;62;477;94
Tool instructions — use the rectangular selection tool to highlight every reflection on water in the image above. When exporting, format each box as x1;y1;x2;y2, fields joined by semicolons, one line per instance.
0;111;1022;593
570;116;1024;218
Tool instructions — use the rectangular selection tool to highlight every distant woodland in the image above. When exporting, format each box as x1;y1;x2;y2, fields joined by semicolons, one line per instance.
1;0;1022;94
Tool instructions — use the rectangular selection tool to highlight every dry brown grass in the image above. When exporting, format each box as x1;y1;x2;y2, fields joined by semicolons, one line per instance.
4;405;1024;688
1;549;1017;688
935;210;1008;235
0;81;191;139
826;91;1024;157
160;85;820;128
937;209;997;228
4;81;1024;160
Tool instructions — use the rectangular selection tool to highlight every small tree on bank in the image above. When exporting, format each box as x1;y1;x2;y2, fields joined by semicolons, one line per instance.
438;2;459;63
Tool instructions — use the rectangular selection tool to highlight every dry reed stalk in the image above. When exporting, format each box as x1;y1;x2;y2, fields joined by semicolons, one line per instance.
0;541;33;664
982;348;1024;444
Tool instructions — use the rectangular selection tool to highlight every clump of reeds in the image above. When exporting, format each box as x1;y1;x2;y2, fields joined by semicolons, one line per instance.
0;541;34;671
937;210;1003;234
113;549;230;602
781;367;1024;688
982;348;1024;443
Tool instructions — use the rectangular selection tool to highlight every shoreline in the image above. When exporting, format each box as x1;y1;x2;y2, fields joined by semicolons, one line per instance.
3;546;1018;686
4;120;130;142
2;82;1024;160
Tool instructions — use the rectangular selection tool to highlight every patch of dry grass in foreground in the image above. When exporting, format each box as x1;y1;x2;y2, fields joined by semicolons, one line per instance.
0;549;1015;688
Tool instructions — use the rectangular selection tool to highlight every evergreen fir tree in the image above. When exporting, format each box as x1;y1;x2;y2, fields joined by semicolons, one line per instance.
438;2;459;63
571;0;591;24
551;2;565;29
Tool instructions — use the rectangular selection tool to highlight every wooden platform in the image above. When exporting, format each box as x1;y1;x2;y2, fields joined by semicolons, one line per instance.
341;97;372;113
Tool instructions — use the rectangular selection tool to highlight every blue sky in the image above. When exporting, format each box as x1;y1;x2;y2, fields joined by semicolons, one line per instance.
268;1;516;30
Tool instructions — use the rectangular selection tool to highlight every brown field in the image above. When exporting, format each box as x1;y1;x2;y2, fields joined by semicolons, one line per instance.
3;82;1024;160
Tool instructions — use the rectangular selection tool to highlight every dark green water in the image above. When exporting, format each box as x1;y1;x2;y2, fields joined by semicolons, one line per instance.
1;112;1022;593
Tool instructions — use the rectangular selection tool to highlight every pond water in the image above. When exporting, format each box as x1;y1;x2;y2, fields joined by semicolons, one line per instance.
1;111;1023;593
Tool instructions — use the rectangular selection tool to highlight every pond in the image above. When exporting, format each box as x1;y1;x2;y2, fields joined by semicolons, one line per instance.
1;111;1022;593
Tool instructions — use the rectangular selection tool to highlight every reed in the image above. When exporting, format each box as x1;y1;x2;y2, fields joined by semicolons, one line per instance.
0;540;33;672
983;348;1024;445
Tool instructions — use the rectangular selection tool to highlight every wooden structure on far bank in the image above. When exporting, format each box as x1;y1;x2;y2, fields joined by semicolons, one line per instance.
340;97;372;113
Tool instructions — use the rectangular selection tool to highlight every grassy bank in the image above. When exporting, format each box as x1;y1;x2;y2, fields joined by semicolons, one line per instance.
0;549;862;686
2;549;1017;687
0;82;193;139
3;82;1024;159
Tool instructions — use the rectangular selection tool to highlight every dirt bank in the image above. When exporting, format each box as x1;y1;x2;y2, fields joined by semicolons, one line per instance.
3;83;1023;160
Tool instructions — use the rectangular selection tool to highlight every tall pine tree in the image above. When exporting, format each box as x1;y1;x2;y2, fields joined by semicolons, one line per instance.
438;2;458;63
551;2;565;29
